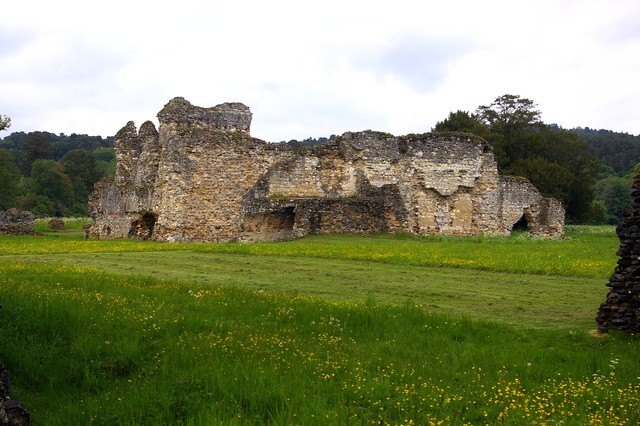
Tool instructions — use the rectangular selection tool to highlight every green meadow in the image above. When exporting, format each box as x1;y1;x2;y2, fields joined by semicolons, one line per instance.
1;225;639;425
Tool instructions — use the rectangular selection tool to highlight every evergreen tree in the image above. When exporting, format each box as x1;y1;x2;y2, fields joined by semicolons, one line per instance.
433;110;488;135
22;132;52;176
0;148;21;209
62;149;99;198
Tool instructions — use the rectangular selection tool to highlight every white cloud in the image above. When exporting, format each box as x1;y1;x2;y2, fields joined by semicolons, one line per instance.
1;0;639;140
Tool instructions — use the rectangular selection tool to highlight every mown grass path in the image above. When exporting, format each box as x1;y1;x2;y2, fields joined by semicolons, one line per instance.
8;250;606;330
2;226;616;331
0;226;618;279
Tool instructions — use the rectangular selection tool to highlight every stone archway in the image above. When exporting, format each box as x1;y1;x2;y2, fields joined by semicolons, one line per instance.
512;215;529;231
511;208;534;233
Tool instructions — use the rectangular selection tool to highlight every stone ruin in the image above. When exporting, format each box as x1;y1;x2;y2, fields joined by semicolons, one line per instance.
597;172;640;334
0;361;30;425
0;209;35;236
87;97;564;242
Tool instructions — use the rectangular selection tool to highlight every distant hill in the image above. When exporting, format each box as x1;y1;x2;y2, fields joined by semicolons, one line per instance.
571;127;640;174
0;131;115;216
0;131;114;161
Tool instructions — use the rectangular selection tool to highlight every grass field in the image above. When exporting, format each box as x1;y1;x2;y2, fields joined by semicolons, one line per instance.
1;226;639;425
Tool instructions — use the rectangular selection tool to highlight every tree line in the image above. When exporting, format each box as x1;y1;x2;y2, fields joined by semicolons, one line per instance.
0;128;115;216
1;96;639;223
432;94;638;224
574;127;639;224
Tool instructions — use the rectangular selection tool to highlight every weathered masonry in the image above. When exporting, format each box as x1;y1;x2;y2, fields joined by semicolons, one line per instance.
596;171;640;334
87;97;564;242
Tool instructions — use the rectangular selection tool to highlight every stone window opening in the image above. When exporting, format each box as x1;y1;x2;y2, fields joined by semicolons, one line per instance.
129;211;157;240
274;206;295;232
243;207;296;234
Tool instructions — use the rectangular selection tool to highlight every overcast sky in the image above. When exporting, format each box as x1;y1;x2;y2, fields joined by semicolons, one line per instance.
1;0;639;141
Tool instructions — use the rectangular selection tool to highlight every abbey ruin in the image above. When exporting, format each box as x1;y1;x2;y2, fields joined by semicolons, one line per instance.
87;97;564;242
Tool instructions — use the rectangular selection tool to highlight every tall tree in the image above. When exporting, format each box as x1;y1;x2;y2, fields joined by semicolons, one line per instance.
0;148;21;209
434;95;601;222
62;149;99;195
29;159;74;216
475;94;542;130
432;110;507;165
93;147;116;178
541;128;601;221
475;95;545;170
0;114;10;132
596;173;633;224
433;110;489;134
22;132;52;176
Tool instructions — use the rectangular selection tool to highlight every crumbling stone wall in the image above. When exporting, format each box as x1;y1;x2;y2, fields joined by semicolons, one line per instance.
88;98;293;242
241;130;564;239
596;172;640;334
88;97;564;242
0;209;35;236
499;176;565;238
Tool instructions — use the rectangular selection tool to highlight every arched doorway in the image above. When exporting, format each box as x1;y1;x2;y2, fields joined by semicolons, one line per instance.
512;215;529;231
511;208;533;233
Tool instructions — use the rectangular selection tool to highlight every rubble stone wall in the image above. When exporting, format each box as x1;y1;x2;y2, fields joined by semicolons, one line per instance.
0;361;30;425
87;97;565;242
0;209;35;236
597;172;640;334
